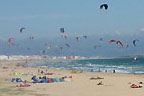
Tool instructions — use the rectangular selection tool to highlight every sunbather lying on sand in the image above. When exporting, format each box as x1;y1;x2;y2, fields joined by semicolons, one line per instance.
90;77;104;80
130;84;143;88
97;81;103;85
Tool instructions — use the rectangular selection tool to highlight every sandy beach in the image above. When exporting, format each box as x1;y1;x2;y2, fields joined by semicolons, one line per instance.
0;60;144;96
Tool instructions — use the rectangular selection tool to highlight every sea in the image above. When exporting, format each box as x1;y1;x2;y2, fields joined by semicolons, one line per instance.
26;57;144;74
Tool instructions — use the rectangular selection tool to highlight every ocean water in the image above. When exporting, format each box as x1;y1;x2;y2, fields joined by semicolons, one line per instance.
26;58;144;74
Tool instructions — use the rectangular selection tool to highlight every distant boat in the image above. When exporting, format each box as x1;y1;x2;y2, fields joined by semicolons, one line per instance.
134;56;137;61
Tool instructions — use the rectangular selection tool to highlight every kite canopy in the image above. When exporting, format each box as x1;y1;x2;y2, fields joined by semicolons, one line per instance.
65;43;70;48
109;40;116;43
47;45;52;49
8;37;15;45
62;34;67;39
60;28;64;33
83;35;88;39
29;36;34;40
76;37;80;41
116;41;123;47
100;4;108;10
133;39;139;47
99;38;103;41
20;27;26;33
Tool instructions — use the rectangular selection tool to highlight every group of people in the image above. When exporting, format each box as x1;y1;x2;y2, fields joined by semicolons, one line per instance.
90;69;116;73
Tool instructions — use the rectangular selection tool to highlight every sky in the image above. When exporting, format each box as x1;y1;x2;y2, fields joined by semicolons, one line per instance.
0;0;144;56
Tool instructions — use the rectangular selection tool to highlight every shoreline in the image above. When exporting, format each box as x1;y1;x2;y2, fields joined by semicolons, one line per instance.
1;60;144;96
1;59;144;75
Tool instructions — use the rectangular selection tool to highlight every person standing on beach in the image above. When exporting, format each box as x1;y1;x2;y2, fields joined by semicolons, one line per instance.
90;69;93;72
38;69;40;74
105;70;107;73
98;68;100;72
113;70;116;73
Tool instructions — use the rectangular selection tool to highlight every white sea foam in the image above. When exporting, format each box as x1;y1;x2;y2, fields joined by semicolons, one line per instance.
25;58;144;74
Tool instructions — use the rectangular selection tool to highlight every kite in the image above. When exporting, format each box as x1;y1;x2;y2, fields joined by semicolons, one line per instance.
100;4;108;10
62;34;67;39
29;36;34;40
83;35;88;39
65;43;70;48
60;28;64;33
116;41;123;47
133;40;139;47
109;40;116;43
76;37;80;41
100;38;103;41
20;27;26;33
8;38;14;45
47;45;52;49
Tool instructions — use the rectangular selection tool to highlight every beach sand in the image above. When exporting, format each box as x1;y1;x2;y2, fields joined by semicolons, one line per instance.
0;61;144;96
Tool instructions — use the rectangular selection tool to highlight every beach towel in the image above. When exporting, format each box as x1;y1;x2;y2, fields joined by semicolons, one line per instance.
16;83;30;87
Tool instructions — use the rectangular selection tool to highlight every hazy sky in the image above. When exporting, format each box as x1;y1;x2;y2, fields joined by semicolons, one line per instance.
0;0;144;56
